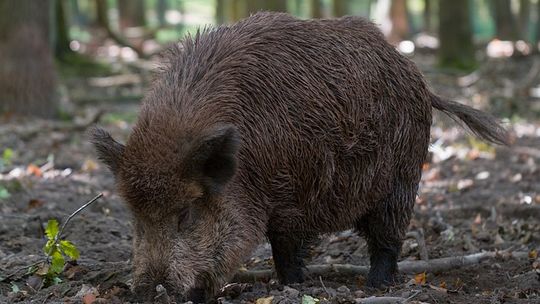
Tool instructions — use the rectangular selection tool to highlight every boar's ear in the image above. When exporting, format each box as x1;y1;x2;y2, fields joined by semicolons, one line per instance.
191;125;240;193
88;126;125;174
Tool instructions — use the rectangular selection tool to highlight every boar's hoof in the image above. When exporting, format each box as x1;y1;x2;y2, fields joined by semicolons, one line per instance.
185;287;207;304
365;269;398;289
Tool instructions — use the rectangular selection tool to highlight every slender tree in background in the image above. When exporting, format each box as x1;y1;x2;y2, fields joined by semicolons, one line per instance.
388;0;409;44
118;0;146;30
493;0;518;40
311;0;323;18
439;0;475;70
216;0;225;23
95;0;109;28
536;0;540;51
423;0;433;33
518;0;530;41
246;0;265;15
95;0;145;57
0;0;57;118
157;0;168;27
333;0;349;17
56;0;73;60
265;0;287;12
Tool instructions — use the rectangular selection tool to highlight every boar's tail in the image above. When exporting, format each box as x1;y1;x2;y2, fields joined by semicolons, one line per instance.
431;95;509;145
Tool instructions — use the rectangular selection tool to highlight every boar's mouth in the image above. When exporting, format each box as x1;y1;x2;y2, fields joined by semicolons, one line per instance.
185;287;207;303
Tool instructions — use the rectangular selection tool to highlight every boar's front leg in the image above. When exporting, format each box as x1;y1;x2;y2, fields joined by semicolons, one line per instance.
357;180;417;288
267;232;310;284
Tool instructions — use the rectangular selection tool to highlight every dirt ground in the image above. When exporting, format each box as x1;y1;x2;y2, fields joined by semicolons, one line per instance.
0;55;539;303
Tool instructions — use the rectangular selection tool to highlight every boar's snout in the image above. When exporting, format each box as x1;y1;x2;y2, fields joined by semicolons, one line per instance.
132;281;205;303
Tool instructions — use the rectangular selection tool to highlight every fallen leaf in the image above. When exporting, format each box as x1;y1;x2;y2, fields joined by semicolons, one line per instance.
26;275;43;292
440;281;447;289
65;265;87;280
429;284;447;293
255;296;273;304
82;159;98;172
457;178;474;190
473;213;482;225
302;295;319;304
529;249;538;260
414;272;426;285
26;199;45;211
467;149;480;160
26;164;42;177
83;293;96;304
35;263;49;276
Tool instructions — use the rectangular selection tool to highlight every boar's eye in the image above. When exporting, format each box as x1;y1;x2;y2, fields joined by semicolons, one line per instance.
177;208;192;231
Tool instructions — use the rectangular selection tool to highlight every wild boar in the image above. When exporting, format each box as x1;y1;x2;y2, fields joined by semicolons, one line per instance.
90;12;508;303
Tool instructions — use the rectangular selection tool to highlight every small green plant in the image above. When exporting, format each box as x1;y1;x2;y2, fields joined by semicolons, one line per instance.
302;295;320;304
41;219;80;285
0;148;14;172
0;185;9;199
36;193;103;286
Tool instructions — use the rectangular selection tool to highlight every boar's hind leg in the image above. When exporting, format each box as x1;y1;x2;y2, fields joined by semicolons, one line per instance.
268;233;311;284
357;181;417;288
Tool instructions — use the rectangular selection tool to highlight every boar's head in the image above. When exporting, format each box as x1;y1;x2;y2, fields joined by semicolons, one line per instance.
89;123;252;302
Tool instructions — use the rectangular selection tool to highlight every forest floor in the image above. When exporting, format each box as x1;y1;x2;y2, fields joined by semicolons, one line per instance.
0;54;539;304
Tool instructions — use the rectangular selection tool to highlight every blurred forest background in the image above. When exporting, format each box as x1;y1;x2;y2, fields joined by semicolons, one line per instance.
1;1;540;303
2;0;540;118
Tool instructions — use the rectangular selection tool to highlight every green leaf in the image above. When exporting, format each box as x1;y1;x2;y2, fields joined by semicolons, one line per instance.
45;219;59;240
302;295;319;304
51;277;63;285
10;282;20;293
59;240;80;260
49;250;65;274
44;239;55;255
3;148;13;164
0;186;9;199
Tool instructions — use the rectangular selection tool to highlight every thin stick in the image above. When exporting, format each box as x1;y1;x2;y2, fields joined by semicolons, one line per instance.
233;250;532;282
0;260;45;282
357;296;407;304
318;276;329;296
56;193;103;241
406;229;429;261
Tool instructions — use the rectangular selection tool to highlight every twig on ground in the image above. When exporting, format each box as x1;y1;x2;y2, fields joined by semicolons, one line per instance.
319;276;329;296
406;229;429;261
404;290;421;303
56;193;103;241
0;260;45;282
233;250;532;282
356;296;407;304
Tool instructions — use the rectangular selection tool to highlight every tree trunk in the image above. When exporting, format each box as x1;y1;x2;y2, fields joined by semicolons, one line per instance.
157;0;168;27
536;0;540;51
493;0;518;40
216;0;224;23
96;0;108;28
55;0;72;60
311;0;323;18
246;0;264;15
0;0;57;118
518;0;530;41
424;0;432;33
388;0;409;44
265;0;287;12
439;0;476;70
70;0;84;26
333;0;349;17
118;0;146;30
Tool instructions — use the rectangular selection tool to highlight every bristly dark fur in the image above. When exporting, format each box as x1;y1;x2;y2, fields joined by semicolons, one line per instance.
90;12;508;302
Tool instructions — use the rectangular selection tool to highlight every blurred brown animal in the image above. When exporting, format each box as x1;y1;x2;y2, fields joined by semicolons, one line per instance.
90;12;507;303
